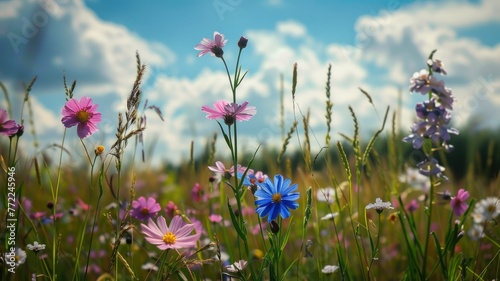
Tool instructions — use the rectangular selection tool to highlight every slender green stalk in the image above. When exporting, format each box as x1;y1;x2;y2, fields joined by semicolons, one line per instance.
422;176;435;279
51;128;67;281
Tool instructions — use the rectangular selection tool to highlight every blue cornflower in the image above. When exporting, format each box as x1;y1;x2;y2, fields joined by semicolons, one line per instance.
254;174;299;221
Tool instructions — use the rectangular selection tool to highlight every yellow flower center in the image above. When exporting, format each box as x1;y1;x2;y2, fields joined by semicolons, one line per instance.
162;232;176;245
141;207;150;215
76;110;90;123
272;193;282;203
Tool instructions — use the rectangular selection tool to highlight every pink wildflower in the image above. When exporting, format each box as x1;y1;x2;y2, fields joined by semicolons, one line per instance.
194;31;227;57
201;100;256;125
451;189;469;216
131;197;161;221
140;216;200;250
0;109;17;136
61;96;102;138
208;214;223;223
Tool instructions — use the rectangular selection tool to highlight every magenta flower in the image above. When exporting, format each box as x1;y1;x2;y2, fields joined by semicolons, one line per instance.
140;216;201;250
451;189;469;216
194;31;227;57
131;197;161;221
0;109;17;136
61;96;102;138
201;100;256;125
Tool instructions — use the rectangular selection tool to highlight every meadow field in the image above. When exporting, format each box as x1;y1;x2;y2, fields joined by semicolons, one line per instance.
1;32;500;281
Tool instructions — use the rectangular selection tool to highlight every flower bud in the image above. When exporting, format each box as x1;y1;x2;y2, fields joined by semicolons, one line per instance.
15;124;24;137
238;36;248;49
269;220;280;234
95;145;105;155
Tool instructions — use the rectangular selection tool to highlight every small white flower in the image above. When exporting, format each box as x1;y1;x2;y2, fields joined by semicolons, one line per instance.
141;262;159;271
472;197;500;224
366;198;394;213
321;264;339;274
4;248;26;267
317;187;336;204
225;260;248;273
27;241;46;253
321;212;339;221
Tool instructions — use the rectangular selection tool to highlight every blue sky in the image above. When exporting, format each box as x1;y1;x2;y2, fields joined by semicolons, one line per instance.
1;0;499;166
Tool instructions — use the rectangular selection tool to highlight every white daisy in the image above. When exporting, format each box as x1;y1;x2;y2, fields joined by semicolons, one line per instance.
4;248;26;267
472;197;500;224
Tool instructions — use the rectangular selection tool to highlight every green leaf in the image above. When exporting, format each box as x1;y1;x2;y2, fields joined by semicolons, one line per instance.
281;220;294;252
216;121;232;151
431;232;447;279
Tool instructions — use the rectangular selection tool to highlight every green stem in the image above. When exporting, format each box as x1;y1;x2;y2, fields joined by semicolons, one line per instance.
221;57;235;102
367;213;383;279
82;155;100;280
423;176;435;279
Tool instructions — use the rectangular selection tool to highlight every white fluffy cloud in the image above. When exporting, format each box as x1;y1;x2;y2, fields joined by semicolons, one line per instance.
354;0;500;128
2;0;499;166
0;0;174;96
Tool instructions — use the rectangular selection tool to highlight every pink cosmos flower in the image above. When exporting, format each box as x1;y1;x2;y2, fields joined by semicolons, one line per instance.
202;100;256;126
0;109;17;136
131;197;161;221
194;31;227;57
140;216;201;250
451;189;469;216
61;96;102;139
